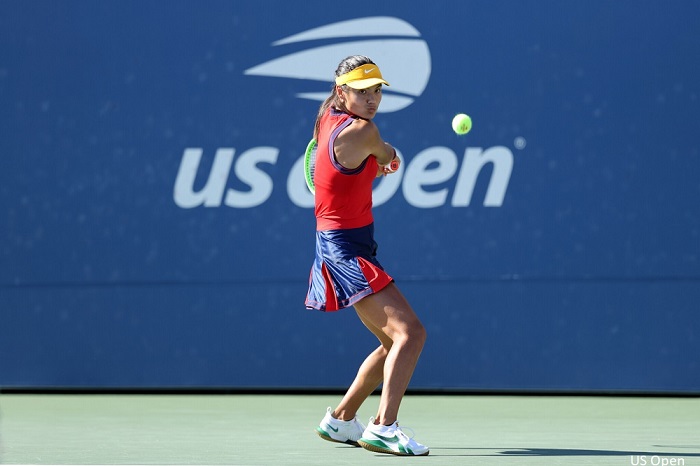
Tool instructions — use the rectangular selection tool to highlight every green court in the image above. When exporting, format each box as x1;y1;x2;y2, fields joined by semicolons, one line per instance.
1;394;698;465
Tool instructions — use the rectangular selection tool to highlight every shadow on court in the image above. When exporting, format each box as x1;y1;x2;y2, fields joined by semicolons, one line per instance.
429;447;700;458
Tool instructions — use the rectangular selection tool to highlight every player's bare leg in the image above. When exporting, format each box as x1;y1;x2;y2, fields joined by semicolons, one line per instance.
353;283;426;426
332;343;387;421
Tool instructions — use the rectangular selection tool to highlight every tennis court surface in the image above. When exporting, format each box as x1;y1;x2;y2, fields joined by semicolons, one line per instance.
1;394;698;465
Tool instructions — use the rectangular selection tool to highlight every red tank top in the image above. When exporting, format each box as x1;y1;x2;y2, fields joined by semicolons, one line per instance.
314;108;378;231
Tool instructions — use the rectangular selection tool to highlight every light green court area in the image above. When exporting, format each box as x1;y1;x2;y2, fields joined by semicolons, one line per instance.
0;394;698;465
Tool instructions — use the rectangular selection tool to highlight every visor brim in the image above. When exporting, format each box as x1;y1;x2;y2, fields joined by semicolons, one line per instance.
344;78;390;89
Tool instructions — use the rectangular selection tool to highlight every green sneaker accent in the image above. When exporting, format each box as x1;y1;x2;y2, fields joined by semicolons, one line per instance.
372;432;399;443
316;425;362;447
360;438;390;450
359;438;395;454
359;433;427;456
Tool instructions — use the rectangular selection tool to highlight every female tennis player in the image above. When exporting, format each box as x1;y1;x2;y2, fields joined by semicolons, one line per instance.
305;55;429;456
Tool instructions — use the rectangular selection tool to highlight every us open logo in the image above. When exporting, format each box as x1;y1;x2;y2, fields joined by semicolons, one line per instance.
174;17;514;209
244;16;431;113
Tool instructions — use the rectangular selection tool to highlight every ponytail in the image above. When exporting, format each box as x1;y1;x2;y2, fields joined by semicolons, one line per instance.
313;90;337;139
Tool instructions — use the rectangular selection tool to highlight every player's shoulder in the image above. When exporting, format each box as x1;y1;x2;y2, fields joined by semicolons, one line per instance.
345;117;379;139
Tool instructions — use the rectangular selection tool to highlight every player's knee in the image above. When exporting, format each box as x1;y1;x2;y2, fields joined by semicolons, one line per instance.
406;320;426;347
377;343;391;358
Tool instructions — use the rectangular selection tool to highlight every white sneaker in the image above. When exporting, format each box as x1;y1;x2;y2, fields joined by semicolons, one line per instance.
358;418;429;456
315;407;366;446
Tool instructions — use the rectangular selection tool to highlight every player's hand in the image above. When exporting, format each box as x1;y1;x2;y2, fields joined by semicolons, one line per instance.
383;156;400;175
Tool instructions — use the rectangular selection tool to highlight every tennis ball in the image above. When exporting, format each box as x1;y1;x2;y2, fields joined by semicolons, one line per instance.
452;113;472;135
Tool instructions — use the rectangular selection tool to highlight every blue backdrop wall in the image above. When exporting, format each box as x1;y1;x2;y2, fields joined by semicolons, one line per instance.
1;0;698;392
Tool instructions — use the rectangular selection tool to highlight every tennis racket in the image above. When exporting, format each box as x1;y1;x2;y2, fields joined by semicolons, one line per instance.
304;138;318;194
303;138;400;195
388;154;400;172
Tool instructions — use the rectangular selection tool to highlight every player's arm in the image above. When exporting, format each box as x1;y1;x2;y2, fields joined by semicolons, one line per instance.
335;119;395;169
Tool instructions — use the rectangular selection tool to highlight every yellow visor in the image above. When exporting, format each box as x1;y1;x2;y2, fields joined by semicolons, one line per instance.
335;64;390;89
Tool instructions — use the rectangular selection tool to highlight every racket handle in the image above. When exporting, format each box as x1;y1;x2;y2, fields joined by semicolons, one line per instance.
390;159;400;171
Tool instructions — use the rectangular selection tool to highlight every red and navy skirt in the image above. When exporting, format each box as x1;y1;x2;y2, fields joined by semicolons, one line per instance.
305;223;393;312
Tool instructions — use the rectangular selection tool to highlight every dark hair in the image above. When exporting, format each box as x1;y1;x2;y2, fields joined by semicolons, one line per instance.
313;55;376;138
